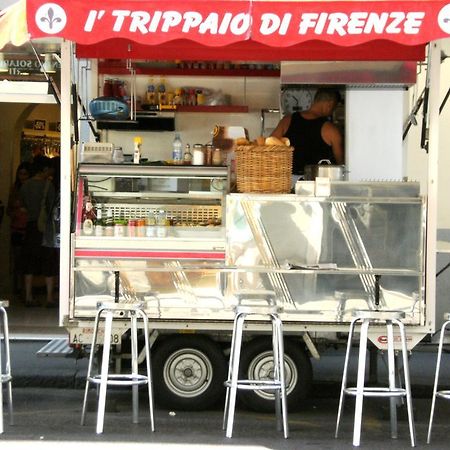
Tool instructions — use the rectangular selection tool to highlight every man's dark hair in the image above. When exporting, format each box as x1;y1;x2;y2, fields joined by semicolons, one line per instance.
314;88;342;104
31;155;52;175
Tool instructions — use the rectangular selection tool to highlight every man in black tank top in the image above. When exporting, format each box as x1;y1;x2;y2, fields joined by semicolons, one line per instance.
271;88;344;175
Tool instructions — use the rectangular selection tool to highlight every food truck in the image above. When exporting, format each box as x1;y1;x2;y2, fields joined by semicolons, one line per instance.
8;0;450;411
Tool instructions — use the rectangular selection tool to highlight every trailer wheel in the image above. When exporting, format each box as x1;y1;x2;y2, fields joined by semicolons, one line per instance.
239;337;312;412
152;335;227;410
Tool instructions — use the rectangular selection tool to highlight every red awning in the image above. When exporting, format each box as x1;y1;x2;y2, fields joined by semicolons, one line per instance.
26;0;450;60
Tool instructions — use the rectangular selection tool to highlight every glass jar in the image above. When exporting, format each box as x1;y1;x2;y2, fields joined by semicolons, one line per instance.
192;144;205;165
212;148;222;166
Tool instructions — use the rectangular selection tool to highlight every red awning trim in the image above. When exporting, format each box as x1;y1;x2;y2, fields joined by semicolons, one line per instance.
27;0;450;48
76;38;426;61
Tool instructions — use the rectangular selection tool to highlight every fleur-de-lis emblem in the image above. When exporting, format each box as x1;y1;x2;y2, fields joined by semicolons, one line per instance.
40;7;62;30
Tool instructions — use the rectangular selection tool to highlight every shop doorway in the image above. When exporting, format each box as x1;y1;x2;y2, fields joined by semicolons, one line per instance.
0;102;62;337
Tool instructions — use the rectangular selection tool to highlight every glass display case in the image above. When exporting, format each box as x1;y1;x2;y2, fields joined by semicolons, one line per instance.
71;163;230;334
226;182;426;326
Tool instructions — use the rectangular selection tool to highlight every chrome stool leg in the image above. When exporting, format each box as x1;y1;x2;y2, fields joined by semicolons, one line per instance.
353;319;369;447
81;305;103;426
394;318;415;447
336;316;359;438
223;302;288;439
96;309;113;434
139;310;155;431
81;302;155;434
272;313;288;438
130;311;139;424
427;318;450;443
222;305;241;431
225;311;246;438
386;320;398;439
336;310;415;447
0;302;13;433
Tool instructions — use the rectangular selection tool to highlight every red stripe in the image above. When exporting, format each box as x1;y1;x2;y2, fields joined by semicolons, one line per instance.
75;249;225;259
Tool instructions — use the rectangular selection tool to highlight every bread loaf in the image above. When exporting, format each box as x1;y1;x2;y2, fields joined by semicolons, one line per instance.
265;136;285;146
235;137;250;145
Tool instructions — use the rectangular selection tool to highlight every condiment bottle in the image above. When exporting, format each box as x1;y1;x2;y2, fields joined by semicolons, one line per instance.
103;79;113;97
146;210;156;237
183;144;193;165
155;209;168;237
104;209;114;236
82;195;96;235
94;209;104;236
212;148;222;166
205;144;213;166
133;136;142;164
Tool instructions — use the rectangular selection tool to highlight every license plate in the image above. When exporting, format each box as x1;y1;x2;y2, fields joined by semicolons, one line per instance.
69;327;122;345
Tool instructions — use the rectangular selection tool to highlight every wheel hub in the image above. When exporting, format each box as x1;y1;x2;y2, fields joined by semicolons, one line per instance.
164;349;213;398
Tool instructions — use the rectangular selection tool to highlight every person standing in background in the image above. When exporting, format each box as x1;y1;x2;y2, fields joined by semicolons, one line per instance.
7;162;32;296
271;88;344;176
42;157;60;307
19;156;55;307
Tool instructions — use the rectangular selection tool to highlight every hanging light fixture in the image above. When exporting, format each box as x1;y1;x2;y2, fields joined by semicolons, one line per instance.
40;53;56;74
0;53;9;73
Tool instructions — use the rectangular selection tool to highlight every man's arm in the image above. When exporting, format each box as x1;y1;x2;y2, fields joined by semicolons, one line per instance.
270;114;292;139
322;122;344;164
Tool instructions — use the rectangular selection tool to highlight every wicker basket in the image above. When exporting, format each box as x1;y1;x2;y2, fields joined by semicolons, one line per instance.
235;145;293;193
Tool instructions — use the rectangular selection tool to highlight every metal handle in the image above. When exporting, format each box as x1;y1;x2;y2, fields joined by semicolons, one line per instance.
374;274;381;308
317;159;332;165
114;271;120;303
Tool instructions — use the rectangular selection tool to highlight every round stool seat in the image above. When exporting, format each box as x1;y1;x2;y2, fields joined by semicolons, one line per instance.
443;312;450;321
352;309;405;321
0;301;9;308
97;302;145;311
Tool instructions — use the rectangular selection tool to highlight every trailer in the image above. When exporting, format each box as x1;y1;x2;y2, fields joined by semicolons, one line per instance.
7;0;450;411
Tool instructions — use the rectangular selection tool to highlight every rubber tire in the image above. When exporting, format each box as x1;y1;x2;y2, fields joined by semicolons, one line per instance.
238;337;312;412
152;335;227;411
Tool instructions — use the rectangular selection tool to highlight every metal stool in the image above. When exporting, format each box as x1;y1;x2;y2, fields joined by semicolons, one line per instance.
0;300;12;434
223;292;288;438
427;312;450;443
335;309;416;447
81;302;154;434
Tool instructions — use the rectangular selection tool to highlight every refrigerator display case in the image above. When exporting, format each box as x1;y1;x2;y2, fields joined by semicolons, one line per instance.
70;163;230;343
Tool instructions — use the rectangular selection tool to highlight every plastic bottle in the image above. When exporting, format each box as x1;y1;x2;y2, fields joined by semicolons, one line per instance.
172;133;183;165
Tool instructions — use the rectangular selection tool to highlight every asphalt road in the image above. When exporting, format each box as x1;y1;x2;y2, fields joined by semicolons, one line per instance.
1;340;450;448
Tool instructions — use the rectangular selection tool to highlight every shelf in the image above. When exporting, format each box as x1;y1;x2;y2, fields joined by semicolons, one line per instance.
176;105;248;113
98;63;280;78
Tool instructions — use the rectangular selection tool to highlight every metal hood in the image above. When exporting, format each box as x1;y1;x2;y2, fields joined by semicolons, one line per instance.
281;61;417;87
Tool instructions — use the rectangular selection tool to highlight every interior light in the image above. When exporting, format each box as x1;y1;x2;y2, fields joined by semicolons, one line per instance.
0;54;9;73
40;53;56;74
